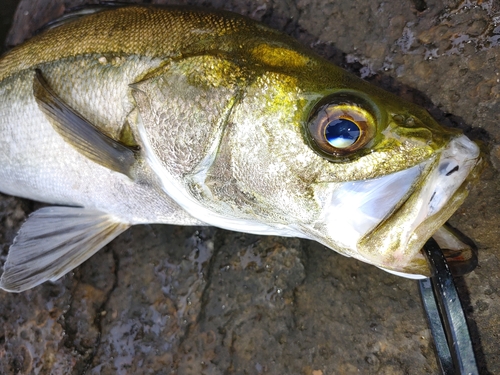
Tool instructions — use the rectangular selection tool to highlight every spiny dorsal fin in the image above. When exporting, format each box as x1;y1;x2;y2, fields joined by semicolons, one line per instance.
0;206;130;292
37;7;109;33
36;3;133;34
33;69;138;178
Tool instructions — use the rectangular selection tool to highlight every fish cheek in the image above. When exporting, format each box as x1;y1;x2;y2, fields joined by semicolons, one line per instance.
202;127;317;224
201;75;322;224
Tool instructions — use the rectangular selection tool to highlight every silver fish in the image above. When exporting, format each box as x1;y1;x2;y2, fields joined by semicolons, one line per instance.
0;6;481;292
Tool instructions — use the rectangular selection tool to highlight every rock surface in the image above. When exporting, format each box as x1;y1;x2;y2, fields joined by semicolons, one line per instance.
0;0;499;374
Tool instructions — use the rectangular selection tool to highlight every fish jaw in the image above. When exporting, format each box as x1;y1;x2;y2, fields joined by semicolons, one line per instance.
315;163;426;252
353;134;481;277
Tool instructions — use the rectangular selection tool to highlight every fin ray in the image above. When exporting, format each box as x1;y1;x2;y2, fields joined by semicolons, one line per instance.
0;206;129;292
33;69;137;178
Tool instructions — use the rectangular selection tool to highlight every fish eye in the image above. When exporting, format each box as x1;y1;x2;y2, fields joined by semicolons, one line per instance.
325;118;361;148
307;98;376;158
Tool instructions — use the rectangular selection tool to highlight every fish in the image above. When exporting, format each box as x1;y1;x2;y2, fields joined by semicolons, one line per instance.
0;5;482;292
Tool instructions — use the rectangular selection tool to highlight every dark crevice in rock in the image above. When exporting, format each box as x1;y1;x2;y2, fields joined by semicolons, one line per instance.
454;276;492;375
291;285;302;331
60;278;79;353
191;230;220;327
290;239;309;330
280;16;299;36
0;195;35;259
62;304;88;357
225;332;237;375
411;0;427;12
441;113;492;144
220;318;245;375
80;246;120;375
176;229;220;354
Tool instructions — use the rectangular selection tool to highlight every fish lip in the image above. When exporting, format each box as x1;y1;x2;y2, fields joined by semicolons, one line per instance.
355;134;482;277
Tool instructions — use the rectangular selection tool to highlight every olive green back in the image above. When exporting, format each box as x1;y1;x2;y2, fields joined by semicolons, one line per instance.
0;5;292;82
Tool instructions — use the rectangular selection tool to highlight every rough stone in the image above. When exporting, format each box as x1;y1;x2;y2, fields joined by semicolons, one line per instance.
0;0;499;374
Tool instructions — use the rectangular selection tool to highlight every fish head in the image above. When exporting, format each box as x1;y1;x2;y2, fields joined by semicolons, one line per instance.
194;44;482;278
136;37;481;278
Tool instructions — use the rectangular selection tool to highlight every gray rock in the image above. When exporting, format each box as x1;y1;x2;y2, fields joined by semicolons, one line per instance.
1;0;499;374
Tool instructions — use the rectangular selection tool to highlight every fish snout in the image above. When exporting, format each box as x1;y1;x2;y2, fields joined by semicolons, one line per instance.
355;134;481;278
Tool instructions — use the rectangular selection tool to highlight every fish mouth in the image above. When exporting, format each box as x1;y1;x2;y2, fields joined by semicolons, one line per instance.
355;134;482;277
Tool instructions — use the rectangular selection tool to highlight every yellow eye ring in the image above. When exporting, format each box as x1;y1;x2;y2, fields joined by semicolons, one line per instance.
308;103;376;158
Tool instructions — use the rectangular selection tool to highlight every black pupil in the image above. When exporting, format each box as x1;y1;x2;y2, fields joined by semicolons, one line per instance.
325;119;361;148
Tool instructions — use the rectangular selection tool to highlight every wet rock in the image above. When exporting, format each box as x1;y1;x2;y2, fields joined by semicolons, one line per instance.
1;0;500;374
490;145;500;171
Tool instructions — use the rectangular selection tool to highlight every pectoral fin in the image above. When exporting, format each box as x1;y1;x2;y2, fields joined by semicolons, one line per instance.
0;206;129;292
33;69;138;178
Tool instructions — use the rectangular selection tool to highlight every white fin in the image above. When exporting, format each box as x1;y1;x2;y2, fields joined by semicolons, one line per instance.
0;206;129;292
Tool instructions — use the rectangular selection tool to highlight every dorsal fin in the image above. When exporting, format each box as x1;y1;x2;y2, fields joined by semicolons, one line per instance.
36;4;124;34
33;69;138;178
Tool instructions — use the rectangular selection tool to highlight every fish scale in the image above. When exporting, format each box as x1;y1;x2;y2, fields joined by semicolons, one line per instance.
0;6;268;81
0;5;481;291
